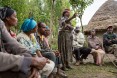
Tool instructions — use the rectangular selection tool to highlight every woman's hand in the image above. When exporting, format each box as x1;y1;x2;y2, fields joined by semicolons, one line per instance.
72;13;78;18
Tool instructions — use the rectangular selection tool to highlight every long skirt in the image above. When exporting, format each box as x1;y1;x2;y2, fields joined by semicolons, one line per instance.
91;49;105;65
58;31;73;67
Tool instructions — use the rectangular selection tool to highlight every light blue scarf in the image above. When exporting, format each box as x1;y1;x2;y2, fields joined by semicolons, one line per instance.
21;18;37;32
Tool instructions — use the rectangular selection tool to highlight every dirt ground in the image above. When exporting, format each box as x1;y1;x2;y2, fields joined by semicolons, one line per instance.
65;54;117;78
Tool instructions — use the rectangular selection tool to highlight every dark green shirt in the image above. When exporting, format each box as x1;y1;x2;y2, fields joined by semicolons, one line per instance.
103;32;117;40
103;32;117;46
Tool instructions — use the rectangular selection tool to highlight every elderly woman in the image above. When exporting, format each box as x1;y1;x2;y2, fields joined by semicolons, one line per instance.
17;18;55;77
0;6;17;38
58;9;77;70
87;29;105;66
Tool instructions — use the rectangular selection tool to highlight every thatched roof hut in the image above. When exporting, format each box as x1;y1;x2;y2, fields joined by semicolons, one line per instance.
84;0;117;35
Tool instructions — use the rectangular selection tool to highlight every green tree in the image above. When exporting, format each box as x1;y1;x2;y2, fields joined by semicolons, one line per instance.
36;0;70;49
70;0;94;32
0;0;32;32
0;0;71;49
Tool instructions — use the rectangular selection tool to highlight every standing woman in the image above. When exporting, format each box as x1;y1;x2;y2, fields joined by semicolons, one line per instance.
0;6;17;38
58;9;77;70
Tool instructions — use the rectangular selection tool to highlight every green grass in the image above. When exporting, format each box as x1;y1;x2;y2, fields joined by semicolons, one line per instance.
65;54;117;78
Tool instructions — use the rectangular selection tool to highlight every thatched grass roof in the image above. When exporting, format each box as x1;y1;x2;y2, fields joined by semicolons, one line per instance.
84;0;117;33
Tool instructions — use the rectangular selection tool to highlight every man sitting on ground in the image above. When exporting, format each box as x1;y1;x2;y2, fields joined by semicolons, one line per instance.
35;22;67;78
72;26;85;65
103;26;117;63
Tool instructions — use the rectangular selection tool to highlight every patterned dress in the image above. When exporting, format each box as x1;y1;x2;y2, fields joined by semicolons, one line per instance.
58;17;73;68
17;32;41;55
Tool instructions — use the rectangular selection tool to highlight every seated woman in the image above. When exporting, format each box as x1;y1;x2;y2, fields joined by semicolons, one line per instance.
44;26;68;77
17;18;55;77
0;6;17;38
87;29;105;66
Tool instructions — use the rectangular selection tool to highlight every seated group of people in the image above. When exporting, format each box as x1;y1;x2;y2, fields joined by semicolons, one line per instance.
0;6;67;78
0;6;117;78
72;26;117;66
